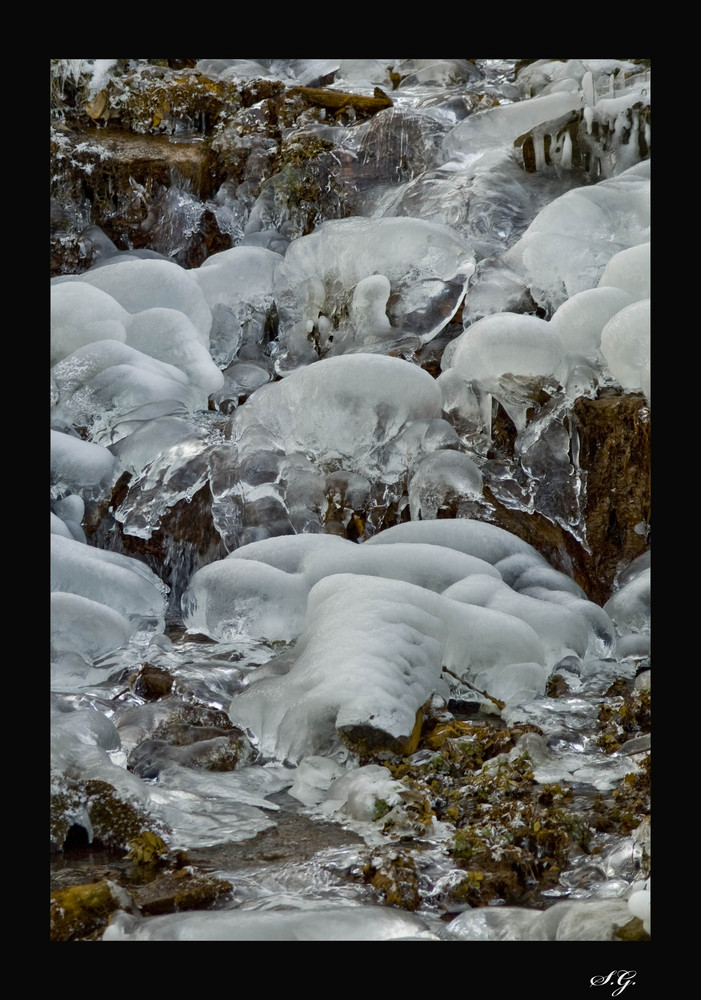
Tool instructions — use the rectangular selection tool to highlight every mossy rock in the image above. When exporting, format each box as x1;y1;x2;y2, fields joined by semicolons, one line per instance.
340;705;426;760
363;848;421;911
131;867;233;916
50;879;133;942
51;772;169;853
286;85;393;117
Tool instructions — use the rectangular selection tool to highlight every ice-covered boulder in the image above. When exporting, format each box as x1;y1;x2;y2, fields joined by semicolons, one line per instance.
272;216;475;369
51;340;207;447
125;307;224;397
53;257;213;345
50;429;120;499
192;245;280;368
363;517;545;566
549;286;634;364
103;903;441;941
600;298;650;394
501;160;650;314
598;241;650;301
51;591;132;662
408;449;484;521
51;281;129;366
443;312;567;432
181;555;310;643
227;572;545;762
182;532;501;643
604;556;650;659
232;352;444;482
51;533;167;636
443;573;590;663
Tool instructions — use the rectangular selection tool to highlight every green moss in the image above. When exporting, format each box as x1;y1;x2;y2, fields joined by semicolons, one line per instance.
50;880;128;942
373;799;391;821
125;831;170;866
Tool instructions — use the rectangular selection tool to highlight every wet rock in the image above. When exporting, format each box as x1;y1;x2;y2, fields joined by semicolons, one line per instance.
130;867;233;917
478;390;650;605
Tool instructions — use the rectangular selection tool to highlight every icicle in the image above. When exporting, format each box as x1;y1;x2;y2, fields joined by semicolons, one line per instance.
582;71;595;108
561;130;573;169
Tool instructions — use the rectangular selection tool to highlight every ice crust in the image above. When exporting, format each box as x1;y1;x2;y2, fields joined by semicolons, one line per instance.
103;904;441;941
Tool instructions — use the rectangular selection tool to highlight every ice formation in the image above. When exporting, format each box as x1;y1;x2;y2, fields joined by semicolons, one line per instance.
600;298;650;393
181;518;619;764
182;531;503;643
50;57;651;940
501;161;650;314
548;286;634;363
191;245;280;368
103;904;441;941
272;216;475;370
227;571;547;763
50;533;167;636
53;257;213;342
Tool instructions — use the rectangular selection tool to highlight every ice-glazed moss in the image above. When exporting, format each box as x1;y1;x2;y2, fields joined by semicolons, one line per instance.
597;683;651;754
363;847;421;911
50;772;169;853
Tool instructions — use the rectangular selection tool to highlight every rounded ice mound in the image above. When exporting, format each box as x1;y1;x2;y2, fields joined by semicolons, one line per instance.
447;312;566;384
51;340;205;447
549;286;634;363
51;533;167;636
232;353;443;480
51;281;129;366
192;245;280;368
228;571;545;763
54;257;213;345
103;904;440;941
125;308;224;396
502;162;650;313
444;312;568;433
50;429;120;497
181;557;309;643
273;216;475;368
600;299;650;393
51;591;132;661
51;494;86;543
364;517;545;566
408;449;484;521
598;242;650;301
604;563;650;644
184;532;502;643
443;574;590;664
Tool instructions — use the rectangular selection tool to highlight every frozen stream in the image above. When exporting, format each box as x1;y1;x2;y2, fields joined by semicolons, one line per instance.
50;59;650;942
